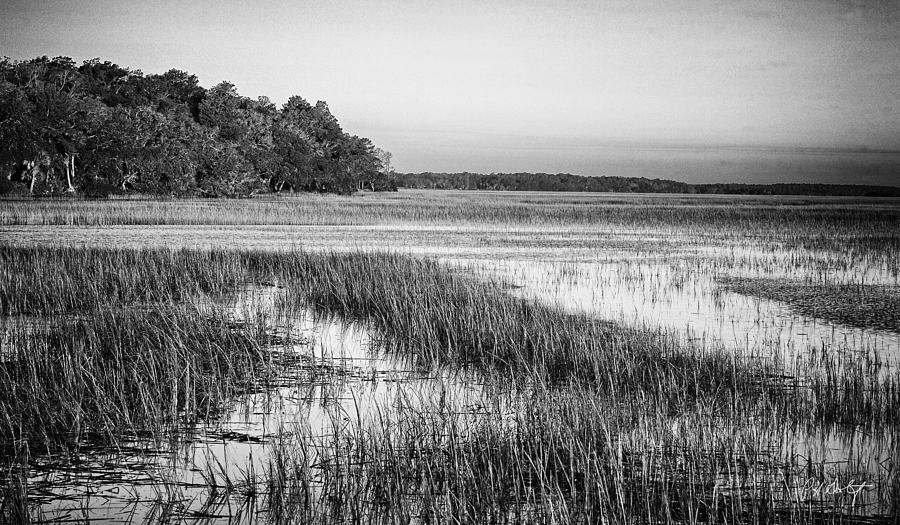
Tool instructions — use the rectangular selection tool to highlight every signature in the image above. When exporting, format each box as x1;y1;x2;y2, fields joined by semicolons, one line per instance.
792;478;875;506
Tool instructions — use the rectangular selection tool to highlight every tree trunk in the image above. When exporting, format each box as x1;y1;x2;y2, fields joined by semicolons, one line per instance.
24;158;39;194
65;154;76;193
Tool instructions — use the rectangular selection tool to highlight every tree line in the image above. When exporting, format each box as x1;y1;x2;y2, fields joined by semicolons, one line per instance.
396;172;900;197
0;56;395;197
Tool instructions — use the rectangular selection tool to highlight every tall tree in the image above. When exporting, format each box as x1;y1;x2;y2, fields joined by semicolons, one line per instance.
1;55;395;197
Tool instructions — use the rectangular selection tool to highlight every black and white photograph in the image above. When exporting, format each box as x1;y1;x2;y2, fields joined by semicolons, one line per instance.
1;1;899;523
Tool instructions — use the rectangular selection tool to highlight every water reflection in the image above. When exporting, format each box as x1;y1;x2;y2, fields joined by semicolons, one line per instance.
30;285;486;523
462;259;900;369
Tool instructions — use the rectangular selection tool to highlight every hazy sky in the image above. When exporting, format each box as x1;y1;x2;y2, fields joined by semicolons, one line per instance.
2;0;899;182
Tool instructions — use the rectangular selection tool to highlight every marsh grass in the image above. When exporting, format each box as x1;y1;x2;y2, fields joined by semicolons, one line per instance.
1;244;898;522
2;244;897;429
0;307;280;523
2;192;899;236
0;246;251;316
0;246;283;522
287;252;900;429
720;277;900;332
0;305;275;454
287;252;758;399
262;384;900;524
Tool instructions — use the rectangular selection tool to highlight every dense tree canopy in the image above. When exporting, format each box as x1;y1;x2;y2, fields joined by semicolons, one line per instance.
0;56;395;197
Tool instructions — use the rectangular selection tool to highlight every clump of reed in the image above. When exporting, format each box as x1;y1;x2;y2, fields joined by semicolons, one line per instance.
0;246;251;316
285;252;765;402
720;276;900;332
262;383;899;523
0;304;273;456
0;470;28;524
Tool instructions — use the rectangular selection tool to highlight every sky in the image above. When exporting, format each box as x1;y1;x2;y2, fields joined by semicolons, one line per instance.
2;0;899;184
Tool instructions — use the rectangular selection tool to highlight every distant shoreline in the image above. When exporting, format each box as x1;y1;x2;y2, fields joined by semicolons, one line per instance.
395;172;900;197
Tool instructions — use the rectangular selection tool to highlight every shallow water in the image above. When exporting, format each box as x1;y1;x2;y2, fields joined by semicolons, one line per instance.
465;258;900;369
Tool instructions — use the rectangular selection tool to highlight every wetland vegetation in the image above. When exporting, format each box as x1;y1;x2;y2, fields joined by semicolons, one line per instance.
719;277;900;333
1;191;899;523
